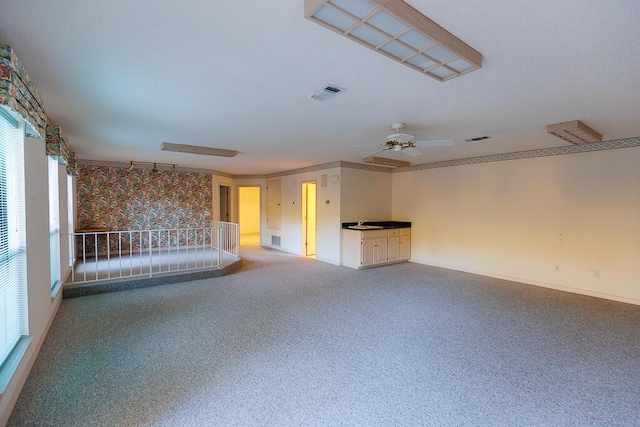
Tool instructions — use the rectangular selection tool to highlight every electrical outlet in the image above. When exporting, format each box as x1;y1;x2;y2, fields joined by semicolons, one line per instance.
593;270;600;279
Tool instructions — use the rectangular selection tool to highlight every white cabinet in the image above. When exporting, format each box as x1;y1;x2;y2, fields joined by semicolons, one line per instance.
342;227;411;269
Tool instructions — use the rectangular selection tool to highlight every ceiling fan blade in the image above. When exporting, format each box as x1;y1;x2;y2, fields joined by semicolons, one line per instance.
348;144;385;147
413;139;454;147
403;147;423;157
364;147;391;157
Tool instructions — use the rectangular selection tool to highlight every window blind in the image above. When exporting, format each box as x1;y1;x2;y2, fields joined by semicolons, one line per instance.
0;108;28;368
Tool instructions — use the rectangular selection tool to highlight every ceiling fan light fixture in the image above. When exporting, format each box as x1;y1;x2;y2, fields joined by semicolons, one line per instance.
305;0;482;82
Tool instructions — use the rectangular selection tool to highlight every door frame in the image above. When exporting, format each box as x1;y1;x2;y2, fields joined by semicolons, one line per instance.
301;181;317;257
237;185;261;243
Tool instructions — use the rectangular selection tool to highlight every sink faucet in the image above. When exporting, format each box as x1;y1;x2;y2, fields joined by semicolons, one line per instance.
357;220;367;226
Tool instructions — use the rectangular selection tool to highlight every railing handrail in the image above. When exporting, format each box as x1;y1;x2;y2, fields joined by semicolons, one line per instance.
68;222;239;284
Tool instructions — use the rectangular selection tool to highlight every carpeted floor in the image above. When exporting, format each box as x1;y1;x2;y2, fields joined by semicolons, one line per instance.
8;243;640;426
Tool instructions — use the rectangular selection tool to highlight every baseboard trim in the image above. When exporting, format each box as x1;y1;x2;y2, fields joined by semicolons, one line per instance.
409;259;640;306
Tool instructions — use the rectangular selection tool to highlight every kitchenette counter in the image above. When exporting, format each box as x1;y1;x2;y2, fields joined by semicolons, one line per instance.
341;221;411;230
341;221;411;269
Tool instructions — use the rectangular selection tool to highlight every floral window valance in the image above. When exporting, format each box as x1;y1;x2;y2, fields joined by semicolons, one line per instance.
46;124;79;176
0;45;47;138
1;44;78;175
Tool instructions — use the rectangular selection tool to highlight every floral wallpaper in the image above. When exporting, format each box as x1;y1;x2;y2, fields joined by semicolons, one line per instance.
76;164;213;233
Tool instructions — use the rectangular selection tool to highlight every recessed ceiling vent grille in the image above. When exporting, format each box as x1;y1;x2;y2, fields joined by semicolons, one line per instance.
309;84;345;101
465;136;492;142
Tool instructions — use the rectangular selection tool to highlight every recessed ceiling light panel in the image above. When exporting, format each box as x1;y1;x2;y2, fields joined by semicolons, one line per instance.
547;120;602;145
305;0;483;81
161;142;237;157
363;156;410;167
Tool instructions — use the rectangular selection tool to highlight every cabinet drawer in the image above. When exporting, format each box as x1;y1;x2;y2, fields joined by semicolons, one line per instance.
399;228;411;236
361;229;388;239
388;229;400;237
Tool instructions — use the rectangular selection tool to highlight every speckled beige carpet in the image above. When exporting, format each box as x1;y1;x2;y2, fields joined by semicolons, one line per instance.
8;243;640;426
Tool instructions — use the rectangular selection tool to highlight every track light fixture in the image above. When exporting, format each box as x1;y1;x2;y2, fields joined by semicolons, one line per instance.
127;160;176;172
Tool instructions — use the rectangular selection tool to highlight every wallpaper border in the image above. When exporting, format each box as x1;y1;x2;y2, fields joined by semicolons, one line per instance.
393;137;640;173
78;136;640;179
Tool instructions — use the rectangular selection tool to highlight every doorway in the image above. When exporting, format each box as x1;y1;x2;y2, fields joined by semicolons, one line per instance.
302;181;316;257
238;186;260;246
219;185;231;222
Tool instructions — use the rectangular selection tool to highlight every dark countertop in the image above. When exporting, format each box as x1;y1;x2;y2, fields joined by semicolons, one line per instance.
341;221;411;230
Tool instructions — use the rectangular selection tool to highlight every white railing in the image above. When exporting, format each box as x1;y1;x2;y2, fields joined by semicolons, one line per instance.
67;221;239;284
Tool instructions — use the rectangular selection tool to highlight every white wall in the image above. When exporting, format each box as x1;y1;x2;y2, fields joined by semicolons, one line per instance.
340;168;392;223
0;137;63;425
258;168;342;265
392;147;640;304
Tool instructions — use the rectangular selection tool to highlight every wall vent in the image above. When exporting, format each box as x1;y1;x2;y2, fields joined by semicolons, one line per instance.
271;235;281;246
309;84;345;101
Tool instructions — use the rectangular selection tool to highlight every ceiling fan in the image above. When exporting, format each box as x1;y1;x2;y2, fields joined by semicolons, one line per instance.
358;122;454;158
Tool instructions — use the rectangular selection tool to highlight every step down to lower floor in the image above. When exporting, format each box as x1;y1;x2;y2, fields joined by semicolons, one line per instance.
63;258;243;299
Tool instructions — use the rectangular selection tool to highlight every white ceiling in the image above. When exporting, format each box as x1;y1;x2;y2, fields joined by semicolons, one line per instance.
1;0;639;175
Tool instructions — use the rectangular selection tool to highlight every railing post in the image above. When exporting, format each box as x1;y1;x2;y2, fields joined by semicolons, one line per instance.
217;226;223;268
148;230;153;278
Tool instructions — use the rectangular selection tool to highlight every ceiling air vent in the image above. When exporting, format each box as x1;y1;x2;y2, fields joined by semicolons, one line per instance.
309;84;345;101
465;136;492;142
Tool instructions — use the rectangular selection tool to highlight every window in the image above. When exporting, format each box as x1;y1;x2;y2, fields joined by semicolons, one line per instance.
0;108;28;387
48;156;61;292
67;174;75;267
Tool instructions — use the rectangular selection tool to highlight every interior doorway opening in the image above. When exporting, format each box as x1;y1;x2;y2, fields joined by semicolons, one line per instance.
219;185;231;222
238;186;260;246
302;181;316;257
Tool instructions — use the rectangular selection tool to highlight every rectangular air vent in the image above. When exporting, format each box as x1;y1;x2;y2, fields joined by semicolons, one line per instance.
271;235;281;246
309;84;345;101
465;136;492;142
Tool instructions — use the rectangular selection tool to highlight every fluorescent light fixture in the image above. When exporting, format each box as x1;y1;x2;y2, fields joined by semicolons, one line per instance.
547;120;602;145
162;142;237;157
305;0;483;81
363;156;409;167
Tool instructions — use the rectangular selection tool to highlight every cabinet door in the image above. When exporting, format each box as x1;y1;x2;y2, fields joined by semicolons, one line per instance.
361;239;376;267
387;236;400;262
399;235;411;260
372;238;388;264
